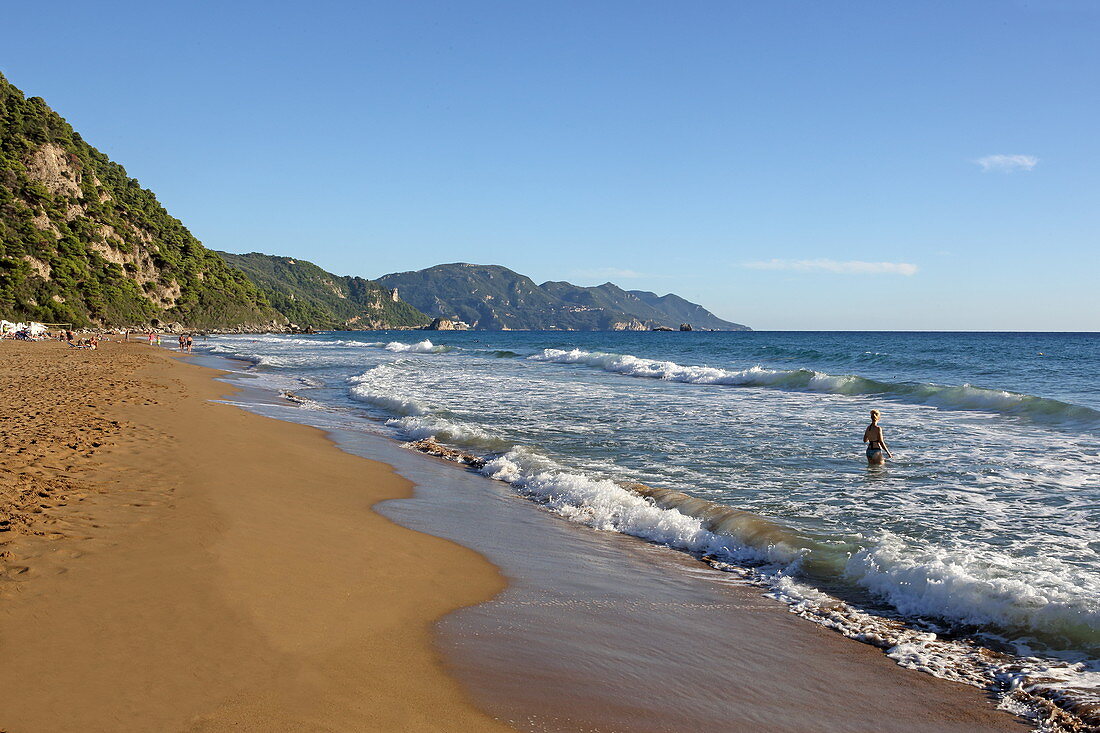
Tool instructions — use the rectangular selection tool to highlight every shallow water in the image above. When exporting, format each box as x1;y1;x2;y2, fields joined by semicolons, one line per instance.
196;330;1100;727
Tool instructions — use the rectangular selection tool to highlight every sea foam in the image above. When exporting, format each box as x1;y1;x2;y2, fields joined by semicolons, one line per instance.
385;339;451;353
384;401;1100;657
348;365;432;416
529;348;1100;427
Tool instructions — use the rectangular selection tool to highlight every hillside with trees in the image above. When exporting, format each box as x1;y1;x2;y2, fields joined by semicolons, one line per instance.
0;72;280;329
217;252;429;330
377;263;749;331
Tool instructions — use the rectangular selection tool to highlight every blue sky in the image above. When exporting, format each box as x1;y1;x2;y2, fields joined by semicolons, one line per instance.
4;1;1097;330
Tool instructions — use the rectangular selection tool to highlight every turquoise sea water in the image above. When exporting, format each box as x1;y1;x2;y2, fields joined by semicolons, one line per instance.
201;330;1100;724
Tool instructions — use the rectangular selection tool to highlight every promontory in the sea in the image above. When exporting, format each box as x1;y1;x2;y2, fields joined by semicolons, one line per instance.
376;263;750;331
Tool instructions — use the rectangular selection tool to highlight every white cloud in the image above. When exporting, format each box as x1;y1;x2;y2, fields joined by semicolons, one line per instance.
742;259;919;276
975;154;1039;173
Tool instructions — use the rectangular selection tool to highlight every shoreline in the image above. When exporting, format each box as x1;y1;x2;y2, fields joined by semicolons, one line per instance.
0;340;510;731
200;342;1034;732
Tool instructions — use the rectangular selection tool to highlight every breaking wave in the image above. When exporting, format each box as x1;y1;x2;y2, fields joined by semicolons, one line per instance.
480;448;794;566
347;365;432;416
385;339;452;353
391;415;512;453
529;348;1100;427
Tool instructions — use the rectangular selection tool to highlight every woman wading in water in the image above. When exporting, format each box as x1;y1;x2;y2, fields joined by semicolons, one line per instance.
863;409;892;465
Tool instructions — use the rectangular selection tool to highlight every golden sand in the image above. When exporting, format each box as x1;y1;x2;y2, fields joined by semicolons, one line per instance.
0;340;509;731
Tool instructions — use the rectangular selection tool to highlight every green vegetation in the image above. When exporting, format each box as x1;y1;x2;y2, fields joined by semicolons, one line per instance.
541;281;748;331
378;264;571;330
217;252;429;329
377;264;749;331
0;72;279;328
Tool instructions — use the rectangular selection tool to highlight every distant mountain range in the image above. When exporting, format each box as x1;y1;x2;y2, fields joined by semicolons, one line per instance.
377;263;748;331
1;71;747;332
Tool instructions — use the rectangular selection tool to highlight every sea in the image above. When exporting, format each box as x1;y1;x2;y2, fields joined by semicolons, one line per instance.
196;330;1100;729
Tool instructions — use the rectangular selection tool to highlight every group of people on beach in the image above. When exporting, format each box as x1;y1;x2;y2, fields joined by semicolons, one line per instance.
50;330;100;348
6;327;201;354
130;331;190;351
66;332;99;349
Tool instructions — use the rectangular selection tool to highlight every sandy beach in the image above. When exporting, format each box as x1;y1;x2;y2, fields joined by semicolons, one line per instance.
0;340;508;732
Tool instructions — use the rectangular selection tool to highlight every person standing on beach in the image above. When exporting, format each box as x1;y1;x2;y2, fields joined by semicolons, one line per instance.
178;335;186;351
863;409;893;465
185;334;193;353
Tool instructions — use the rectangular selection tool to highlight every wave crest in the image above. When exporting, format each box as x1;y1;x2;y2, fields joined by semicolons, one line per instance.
529;348;1100;427
385;339;451;354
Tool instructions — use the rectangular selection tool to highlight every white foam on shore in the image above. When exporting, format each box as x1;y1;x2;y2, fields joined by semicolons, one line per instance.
757;569;1100;727
480;448;798;566
846;534;1100;645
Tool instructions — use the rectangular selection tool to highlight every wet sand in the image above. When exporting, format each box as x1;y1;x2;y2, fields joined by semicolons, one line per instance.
0;340;509;731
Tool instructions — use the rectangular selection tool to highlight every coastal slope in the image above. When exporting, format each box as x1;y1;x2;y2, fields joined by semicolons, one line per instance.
0;73;281;330
540;279;747;331
0;341;508;731
217;251;430;330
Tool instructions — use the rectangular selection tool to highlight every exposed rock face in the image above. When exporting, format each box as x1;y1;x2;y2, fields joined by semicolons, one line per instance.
24;143;83;198
611;319;647;331
425;317;457;330
22;151;189;312
21;256;51;280
405;438;486;469
679;323;693;331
